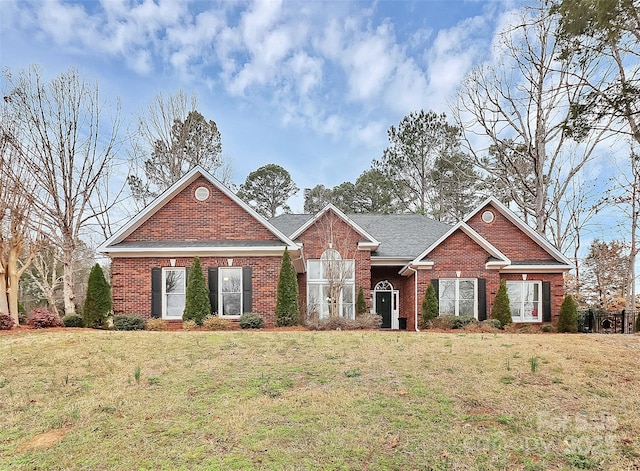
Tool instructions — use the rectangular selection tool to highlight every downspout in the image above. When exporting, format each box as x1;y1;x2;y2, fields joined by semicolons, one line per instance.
405;265;419;332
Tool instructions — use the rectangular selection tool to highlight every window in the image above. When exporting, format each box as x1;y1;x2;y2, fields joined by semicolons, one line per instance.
219;267;242;317
507;281;542;323
162;268;186;319
439;278;477;318
307;249;355;319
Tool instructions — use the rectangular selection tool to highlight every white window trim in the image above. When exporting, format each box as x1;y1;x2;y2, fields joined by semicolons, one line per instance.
307;250;355;319
162;267;186;320
507;280;542;323
439;278;478;319
219;267;243;318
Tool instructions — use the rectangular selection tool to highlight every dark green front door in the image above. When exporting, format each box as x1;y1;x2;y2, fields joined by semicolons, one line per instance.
376;291;392;328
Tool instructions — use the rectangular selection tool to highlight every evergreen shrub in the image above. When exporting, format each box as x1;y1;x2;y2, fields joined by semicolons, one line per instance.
356;287;367;315
421;284;439;327
558;295;578;333
113;314;144;331
275;248;299;326
145;318;168;331
83;264;112;329
182;257;211;325
239;312;265;329
492;280;513;326
62;314;84;328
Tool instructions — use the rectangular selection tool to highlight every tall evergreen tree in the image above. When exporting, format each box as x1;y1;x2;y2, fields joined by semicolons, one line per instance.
275;248;299;326
183;257;210;325
491;280;512;326
83;264;112;329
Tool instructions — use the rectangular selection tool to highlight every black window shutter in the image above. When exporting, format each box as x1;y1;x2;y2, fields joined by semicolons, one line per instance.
243;267;253;313
185;267;190;288
478;278;487;321
431;279;439;295
151;268;162;318
542;282;551;322
208;268;218;314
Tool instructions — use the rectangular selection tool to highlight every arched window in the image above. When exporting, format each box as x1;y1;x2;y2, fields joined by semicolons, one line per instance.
307;249;355;320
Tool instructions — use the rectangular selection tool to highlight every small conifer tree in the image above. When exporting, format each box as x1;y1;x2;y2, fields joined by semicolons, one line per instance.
356;287;367;315
275;248;299;326
492;280;512;326
183;257;211;325
83;263;112;329
421;284;439;327
557;294;578;333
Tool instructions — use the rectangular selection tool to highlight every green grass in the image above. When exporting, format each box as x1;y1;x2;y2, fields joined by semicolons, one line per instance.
1;330;639;470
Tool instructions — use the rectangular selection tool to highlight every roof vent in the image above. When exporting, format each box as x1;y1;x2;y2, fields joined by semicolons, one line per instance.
481;210;495;224
195;186;210;201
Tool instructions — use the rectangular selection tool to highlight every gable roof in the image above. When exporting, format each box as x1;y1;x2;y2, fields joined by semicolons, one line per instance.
465;197;573;267
400;221;511;275
287;204;381;251
98;166;299;255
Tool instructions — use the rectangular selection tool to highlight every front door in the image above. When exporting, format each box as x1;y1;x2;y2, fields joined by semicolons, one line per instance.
376;291;392;328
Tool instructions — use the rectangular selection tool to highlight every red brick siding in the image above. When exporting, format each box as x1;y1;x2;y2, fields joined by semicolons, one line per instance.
111;256;282;326
466;203;556;262
125;176;279;242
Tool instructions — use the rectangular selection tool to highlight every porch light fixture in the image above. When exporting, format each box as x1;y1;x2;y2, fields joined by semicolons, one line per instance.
227;258;233;266
169;259;176;267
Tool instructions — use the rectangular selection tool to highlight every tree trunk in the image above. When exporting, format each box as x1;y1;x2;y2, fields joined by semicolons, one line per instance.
0;270;8;316
62;240;76;317
7;245;20;324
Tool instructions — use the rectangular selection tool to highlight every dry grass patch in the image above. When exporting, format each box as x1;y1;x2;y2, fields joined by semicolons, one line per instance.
0;330;639;470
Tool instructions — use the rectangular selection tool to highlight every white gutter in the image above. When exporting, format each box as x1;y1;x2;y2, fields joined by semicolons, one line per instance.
405;265;419;332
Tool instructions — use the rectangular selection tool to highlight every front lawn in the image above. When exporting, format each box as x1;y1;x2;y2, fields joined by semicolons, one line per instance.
1;330;638;470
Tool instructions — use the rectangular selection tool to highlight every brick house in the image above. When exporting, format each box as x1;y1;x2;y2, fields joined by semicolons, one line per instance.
99;166;572;329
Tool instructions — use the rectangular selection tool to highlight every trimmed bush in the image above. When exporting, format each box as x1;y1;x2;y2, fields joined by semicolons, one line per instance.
541;324;555;333
356;287;367;315
62;314;84;328
421;284;439;327
27;307;62;329
307;314;382;331
492;280;513;326
83;264;112;329
557;294;578;333
113;315;145;331
430;315;475;330
145;318;168;331
182;257;211;325
202;315;234;331
239;312;265;329
182;320;198;331
482;318;503;330
353;313;382;329
275;248;300;326
0;313;15;330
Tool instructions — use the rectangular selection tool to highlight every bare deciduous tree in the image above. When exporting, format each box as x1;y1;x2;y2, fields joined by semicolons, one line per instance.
2;65;121;317
456;4;609;244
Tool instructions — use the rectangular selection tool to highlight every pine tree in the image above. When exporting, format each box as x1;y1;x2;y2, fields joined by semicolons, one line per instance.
557;294;578;333
83;264;112;329
356;287;367;315
421;284;439;327
492;280;512;326
182;257;210;325
275;248;299;326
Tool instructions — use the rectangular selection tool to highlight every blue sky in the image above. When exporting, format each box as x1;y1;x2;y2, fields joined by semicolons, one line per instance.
1;0;522;212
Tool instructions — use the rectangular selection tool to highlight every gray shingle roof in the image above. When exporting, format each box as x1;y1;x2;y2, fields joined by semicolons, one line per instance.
270;213;451;259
